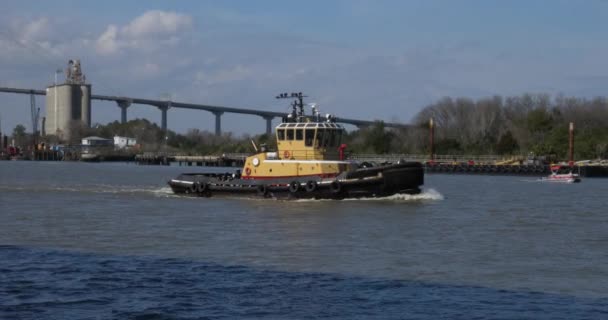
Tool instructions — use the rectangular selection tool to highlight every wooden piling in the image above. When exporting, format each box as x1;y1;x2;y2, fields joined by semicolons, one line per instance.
429;118;435;161
569;122;574;166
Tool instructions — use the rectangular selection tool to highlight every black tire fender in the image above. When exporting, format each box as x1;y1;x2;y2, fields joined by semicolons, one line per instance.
329;180;342;194
288;181;300;193
305;180;317;193
257;184;268;197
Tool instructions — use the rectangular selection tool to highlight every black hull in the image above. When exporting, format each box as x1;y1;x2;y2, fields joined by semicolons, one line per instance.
168;162;424;200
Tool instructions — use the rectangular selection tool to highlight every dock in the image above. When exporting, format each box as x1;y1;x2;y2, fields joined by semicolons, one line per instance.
424;163;608;177
350;154;608;178
135;153;247;167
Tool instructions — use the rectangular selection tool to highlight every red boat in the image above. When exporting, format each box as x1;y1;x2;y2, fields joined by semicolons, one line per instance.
541;165;581;183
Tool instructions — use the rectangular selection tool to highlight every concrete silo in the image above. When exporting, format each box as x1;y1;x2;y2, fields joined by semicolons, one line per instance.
45;60;91;141
80;84;91;126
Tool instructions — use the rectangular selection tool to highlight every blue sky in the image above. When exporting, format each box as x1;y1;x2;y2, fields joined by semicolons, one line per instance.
1;0;608;135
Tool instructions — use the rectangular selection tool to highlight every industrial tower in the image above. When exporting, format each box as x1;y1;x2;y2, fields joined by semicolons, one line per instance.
45;59;91;141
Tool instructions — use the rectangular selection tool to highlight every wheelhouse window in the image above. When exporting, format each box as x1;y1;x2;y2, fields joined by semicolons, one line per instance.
322;129;331;147
286;129;295;140
328;129;337;147
277;129;285;140
315;129;325;148
295;129;303;141
305;129;315;147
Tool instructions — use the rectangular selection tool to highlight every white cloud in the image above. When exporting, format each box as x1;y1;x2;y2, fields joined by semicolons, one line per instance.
0;17;75;64
19;17;52;43
96;24;120;55
123;10;193;38
194;65;253;86
95;10;193;56
130;62;162;78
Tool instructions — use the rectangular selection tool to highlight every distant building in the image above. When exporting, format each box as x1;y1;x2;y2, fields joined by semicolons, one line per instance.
81;136;113;158
114;136;137;149
81;136;113;147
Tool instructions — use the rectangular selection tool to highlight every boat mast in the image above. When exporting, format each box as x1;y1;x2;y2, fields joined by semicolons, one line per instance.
569;122;574;167
276;92;307;122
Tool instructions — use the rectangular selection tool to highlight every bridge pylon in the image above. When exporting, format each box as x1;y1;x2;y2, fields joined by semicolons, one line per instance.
116;99;132;124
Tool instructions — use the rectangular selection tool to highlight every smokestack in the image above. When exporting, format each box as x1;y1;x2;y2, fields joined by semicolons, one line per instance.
569;122;574;166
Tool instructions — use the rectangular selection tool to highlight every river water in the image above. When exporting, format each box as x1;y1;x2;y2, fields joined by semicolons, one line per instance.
0;161;606;319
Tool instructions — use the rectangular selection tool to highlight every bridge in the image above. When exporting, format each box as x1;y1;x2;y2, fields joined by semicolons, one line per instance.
0;86;408;136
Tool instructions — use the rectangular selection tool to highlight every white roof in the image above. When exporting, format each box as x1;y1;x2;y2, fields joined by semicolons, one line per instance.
82;136;112;141
276;122;343;129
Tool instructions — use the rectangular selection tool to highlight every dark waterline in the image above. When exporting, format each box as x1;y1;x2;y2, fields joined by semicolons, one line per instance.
1;161;607;319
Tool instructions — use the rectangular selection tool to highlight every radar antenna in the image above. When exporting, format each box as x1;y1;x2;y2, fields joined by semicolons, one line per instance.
276;92;307;121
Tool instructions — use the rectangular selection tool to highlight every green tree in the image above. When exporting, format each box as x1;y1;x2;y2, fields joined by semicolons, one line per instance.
363;121;394;154
12;124;26;137
11;124;28;147
435;138;462;155
526;108;553;133
495;131;519;155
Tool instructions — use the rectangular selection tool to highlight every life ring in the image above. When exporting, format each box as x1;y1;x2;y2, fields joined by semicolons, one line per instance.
305;180;317;193
257;184;268;197
329;180;342;194
283;150;291;159
245;167;251;176
288;181;300;193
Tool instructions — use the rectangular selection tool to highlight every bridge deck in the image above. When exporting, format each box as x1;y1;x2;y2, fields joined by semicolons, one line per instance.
0;86;408;129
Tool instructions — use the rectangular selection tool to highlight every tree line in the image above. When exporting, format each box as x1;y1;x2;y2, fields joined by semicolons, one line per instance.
406;93;608;160
303;93;608;160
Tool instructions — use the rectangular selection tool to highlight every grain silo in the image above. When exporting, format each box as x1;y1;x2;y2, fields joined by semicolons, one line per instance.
45;60;91;141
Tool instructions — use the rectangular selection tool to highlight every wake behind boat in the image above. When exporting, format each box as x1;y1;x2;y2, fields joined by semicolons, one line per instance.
168;92;424;199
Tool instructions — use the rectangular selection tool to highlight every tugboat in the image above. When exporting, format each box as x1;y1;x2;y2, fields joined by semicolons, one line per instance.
168;92;424;199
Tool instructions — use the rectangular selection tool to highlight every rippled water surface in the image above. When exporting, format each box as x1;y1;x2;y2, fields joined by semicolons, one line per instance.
1;161;607;319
